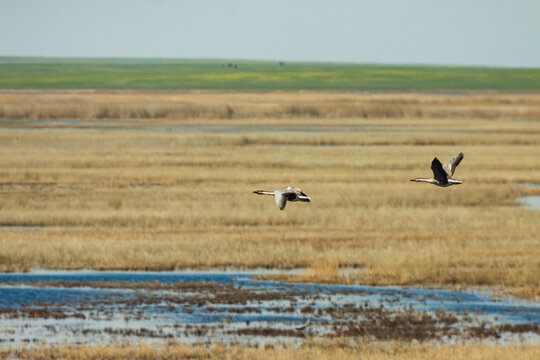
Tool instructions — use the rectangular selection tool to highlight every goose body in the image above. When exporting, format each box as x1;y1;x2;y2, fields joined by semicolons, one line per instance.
253;186;311;210
411;152;464;187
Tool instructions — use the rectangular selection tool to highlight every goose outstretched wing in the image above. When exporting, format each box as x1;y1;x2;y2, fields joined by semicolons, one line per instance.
282;187;302;201
431;158;448;184
443;152;464;177
274;191;287;210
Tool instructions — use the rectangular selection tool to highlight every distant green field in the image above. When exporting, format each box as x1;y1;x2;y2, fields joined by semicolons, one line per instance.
0;57;538;91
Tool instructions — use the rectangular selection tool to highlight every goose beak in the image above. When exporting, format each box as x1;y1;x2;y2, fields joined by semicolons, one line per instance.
301;197;311;202
410;179;416;182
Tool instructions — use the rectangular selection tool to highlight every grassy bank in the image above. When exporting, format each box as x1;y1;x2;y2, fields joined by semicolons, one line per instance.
1;57;539;91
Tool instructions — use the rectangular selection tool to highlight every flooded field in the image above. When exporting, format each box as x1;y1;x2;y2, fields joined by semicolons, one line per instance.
0;271;538;348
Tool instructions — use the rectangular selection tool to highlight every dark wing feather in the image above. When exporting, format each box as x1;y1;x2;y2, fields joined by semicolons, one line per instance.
443;152;464;177
285;193;298;201
431;158;448;184
281;189;299;201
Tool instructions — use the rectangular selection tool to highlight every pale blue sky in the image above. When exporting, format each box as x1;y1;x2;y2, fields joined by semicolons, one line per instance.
1;0;539;67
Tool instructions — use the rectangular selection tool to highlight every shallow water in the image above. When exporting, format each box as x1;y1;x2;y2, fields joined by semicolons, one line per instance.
0;270;538;347
519;196;540;211
518;184;540;189
516;184;540;211
0;120;470;135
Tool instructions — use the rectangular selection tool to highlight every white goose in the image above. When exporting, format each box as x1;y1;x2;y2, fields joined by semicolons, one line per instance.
253;187;311;210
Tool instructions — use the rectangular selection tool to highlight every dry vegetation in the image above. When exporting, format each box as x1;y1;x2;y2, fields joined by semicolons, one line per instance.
0;91;539;298
1;91;539;121
1;342;539;360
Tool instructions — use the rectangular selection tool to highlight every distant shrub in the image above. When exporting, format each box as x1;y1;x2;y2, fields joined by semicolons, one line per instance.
286;106;320;117
95;106;120;119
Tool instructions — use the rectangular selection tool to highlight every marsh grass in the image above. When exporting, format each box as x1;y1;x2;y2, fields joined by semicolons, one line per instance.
1;342;539;360
257;259;351;284
0;92;539;121
0;92;539;297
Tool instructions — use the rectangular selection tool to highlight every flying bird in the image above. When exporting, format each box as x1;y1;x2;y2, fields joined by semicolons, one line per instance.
410;152;464;187
253;187;311;210
295;318;311;331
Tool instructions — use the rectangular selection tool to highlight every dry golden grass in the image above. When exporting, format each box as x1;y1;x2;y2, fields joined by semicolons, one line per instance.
0;92;539;298
1;91;539;121
1;342;538;360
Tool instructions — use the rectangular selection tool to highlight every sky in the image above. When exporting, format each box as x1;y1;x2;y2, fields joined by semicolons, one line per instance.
1;0;539;67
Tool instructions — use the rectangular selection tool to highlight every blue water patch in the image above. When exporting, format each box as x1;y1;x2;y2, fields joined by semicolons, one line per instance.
0;270;252;285
519;196;540;211
0;270;538;346
0;271;538;324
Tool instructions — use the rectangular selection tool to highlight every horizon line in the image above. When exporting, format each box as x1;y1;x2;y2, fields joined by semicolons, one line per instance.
1;56;539;70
